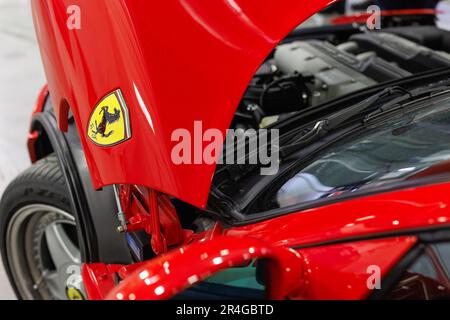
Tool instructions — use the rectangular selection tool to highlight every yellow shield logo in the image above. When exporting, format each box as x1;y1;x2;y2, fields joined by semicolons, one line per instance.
87;89;131;146
66;287;85;300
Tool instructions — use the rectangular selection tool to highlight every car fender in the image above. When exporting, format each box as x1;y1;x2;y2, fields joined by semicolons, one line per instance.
28;86;132;264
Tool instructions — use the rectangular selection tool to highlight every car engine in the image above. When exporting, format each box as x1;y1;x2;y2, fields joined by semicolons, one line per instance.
234;27;450;129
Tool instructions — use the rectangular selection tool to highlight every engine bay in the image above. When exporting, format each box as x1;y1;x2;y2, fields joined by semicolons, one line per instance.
127;25;450;258
233;26;450;130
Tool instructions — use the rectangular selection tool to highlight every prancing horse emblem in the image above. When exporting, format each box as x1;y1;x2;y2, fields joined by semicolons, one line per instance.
87;89;131;146
92;106;121;139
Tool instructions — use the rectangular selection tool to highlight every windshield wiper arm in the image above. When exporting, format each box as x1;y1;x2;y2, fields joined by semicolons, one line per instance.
280;85;450;158
280;83;450;158
279;86;411;157
363;85;450;123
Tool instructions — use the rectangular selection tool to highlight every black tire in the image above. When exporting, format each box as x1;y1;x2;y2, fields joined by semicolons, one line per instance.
0;154;82;300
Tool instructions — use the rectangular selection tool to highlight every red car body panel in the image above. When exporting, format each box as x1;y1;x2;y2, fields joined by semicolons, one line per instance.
28;69;450;301
28;85;49;163
31;0;336;208
225;182;450;247
83;236;416;300
105;236;306;300
28;0;450;300
82;181;450;299
299;236;417;300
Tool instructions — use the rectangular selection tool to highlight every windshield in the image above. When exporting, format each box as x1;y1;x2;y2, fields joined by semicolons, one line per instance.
271;96;450;209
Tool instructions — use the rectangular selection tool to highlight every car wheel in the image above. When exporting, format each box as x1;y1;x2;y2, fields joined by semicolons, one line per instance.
0;154;85;300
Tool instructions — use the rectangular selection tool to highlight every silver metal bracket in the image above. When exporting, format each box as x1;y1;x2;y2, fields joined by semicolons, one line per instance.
113;185;128;233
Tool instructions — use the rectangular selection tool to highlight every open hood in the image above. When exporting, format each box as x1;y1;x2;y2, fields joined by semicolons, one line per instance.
32;0;336;208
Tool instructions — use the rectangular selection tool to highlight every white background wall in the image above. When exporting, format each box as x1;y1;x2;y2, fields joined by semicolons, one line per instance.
0;0;46;299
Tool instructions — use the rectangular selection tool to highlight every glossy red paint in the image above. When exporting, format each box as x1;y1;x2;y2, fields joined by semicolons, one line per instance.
27;131;40;164
32;84;48;116
82;263;148;300
226;182;450;248
298;236;417;300
27;84;49;163
31;0;337;208
84;235;416;300
104;236;304;300
29;0;450;301
82;263;123;300
331;9;437;25
81;181;449;300
119;185;192;254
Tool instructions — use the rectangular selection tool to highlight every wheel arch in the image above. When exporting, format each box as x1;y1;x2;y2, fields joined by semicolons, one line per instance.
28;92;132;265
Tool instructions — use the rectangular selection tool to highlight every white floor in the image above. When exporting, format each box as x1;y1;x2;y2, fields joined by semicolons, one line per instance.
0;0;46;299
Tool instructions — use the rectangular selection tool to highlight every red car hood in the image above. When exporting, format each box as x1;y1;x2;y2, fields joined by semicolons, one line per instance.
32;0;336;208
